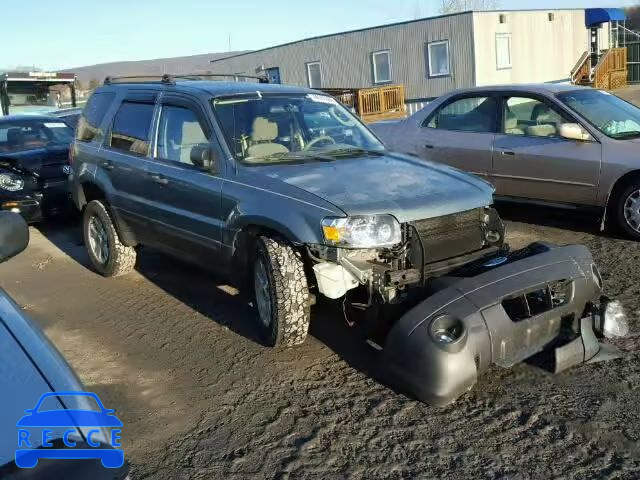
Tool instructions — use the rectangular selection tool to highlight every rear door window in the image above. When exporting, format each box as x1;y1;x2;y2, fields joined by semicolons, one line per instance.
424;96;498;133
108;101;155;156
76;91;115;143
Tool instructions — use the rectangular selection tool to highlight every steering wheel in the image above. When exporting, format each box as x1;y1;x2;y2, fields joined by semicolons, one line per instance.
304;135;336;150
329;107;357;127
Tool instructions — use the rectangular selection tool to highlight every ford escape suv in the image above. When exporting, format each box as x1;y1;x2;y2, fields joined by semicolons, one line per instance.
69;76;619;405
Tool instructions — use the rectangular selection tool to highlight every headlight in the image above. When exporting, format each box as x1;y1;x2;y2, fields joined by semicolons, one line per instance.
0;173;24;192
322;215;401;248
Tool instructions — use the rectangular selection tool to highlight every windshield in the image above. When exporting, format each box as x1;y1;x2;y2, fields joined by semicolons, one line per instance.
212;93;385;164
0;119;74;153
557;89;640;139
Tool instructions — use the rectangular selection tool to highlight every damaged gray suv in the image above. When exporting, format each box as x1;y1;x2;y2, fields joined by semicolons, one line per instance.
69;76;624;405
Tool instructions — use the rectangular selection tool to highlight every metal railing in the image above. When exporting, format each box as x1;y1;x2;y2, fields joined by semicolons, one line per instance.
570;51;591;84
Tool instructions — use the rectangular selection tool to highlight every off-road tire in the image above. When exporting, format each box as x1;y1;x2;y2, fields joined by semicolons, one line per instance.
254;236;311;347
613;179;640;241
83;200;137;277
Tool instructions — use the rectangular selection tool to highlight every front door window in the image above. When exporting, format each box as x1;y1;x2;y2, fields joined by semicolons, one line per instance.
502;97;572;137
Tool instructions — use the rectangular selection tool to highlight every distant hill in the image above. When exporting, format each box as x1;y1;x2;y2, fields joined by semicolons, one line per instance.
62;51;249;86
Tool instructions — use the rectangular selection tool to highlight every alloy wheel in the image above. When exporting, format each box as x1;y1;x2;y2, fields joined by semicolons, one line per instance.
623;189;640;233
87;215;110;265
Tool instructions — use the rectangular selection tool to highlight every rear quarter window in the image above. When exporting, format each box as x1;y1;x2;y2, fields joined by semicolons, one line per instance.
77;91;115;143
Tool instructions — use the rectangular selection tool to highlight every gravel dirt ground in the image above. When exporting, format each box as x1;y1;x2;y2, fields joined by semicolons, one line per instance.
0;205;638;480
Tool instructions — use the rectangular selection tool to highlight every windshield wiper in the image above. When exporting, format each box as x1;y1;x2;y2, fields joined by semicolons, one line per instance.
246;151;336;164
610;131;640;139
321;146;386;157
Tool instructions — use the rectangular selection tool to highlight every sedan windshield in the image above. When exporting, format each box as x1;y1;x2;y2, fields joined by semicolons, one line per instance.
558;89;640;139
212;93;385;164
0;120;74;153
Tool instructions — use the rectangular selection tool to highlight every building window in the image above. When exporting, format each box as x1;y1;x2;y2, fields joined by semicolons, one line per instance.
427;40;450;77
372;50;392;84
306;62;323;89
496;33;512;70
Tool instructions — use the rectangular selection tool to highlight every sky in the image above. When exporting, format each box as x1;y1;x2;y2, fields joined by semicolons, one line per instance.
4;0;638;70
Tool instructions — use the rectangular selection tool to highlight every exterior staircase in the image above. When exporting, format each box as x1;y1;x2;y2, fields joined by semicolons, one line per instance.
571;47;628;90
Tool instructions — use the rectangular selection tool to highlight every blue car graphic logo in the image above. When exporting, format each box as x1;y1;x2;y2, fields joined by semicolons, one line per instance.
15;391;124;468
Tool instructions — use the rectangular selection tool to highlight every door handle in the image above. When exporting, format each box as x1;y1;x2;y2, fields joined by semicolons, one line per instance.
425;144;434;149
150;174;169;185
101;161;114;170
499;151;515;156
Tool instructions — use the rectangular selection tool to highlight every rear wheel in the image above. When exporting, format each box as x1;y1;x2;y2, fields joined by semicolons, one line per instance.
613;180;640;240
83;200;137;277
253;236;311;347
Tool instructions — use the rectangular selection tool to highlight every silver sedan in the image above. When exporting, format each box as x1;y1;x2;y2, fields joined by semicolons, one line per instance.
371;84;640;240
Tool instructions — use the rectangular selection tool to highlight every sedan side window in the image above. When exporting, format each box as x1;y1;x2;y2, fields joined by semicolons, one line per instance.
503;97;572;137
156;105;209;166
424;96;497;133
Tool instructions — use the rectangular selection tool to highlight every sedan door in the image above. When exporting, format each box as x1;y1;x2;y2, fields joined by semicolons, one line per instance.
410;95;499;180
144;93;226;265
491;95;602;205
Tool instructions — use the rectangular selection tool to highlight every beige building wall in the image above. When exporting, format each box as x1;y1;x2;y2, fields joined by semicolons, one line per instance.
472;10;609;86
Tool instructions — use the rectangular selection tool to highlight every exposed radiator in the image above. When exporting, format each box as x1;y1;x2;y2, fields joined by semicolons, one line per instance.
408;208;486;265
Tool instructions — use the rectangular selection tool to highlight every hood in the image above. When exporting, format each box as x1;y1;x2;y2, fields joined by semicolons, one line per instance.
0;145;69;180
259;152;494;223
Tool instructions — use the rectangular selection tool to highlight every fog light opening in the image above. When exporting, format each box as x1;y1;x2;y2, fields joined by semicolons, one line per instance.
430;314;465;346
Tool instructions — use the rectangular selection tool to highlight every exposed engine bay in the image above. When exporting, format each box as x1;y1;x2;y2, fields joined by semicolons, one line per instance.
308;206;506;304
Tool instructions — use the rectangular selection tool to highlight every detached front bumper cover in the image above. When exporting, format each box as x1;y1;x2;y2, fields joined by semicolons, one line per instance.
381;243;624;406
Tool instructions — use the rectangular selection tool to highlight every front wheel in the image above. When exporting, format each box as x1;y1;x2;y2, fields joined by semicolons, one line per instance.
614;181;640;241
83;200;137;277
253;236;311;347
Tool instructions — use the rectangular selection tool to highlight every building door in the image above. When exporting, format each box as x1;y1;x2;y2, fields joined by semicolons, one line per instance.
265;67;281;84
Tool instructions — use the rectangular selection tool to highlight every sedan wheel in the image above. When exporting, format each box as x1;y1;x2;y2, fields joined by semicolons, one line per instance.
623;188;640;234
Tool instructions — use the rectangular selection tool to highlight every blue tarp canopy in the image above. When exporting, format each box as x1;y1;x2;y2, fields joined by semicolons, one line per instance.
585;8;627;27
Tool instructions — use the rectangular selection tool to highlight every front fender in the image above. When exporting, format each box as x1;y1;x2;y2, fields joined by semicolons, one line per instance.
225;209;324;247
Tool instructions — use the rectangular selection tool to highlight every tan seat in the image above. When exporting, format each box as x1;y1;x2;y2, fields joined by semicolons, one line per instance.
178;121;208;164
246;117;289;159
504;111;525;135
528;103;559;137
525;124;557;137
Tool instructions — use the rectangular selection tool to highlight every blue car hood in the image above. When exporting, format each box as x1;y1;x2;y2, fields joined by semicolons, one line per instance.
260;152;494;222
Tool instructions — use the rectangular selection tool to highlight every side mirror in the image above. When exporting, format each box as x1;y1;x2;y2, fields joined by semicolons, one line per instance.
559;123;592;142
190;144;217;171
0;212;29;263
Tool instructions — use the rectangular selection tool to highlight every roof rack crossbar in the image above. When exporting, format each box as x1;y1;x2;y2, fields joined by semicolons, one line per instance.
171;73;269;83
103;74;175;85
102;73;269;86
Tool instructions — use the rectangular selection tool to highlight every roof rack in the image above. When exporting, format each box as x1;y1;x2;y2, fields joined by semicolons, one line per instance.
172;73;269;83
103;74;174;85
103;73;269;86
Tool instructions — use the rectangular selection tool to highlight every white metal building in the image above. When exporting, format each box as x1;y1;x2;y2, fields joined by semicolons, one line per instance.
211;9;610;113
